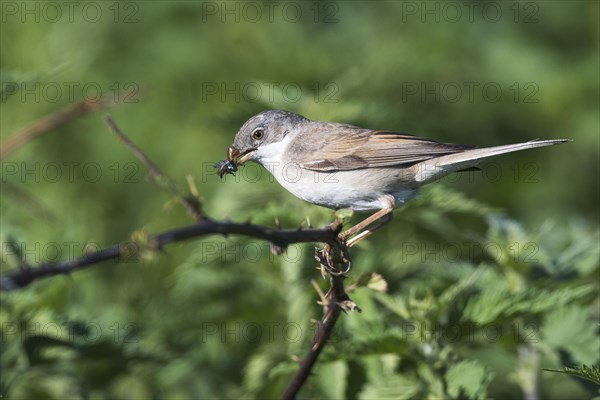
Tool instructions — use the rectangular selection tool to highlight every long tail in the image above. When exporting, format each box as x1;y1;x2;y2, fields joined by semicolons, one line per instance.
411;139;570;183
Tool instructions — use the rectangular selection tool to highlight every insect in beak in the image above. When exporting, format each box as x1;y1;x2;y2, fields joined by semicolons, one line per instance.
214;146;256;179
214;158;238;178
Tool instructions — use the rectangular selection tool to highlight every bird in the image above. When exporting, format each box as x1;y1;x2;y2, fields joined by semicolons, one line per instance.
218;110;569;246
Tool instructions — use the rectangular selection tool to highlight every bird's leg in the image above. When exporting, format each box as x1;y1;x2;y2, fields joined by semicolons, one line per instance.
346;212;393;247
339;206;394;245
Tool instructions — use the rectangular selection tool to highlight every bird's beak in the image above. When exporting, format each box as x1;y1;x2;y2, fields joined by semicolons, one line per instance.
227;146;255;165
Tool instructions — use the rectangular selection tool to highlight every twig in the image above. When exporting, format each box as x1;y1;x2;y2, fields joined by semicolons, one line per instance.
281;242;358;400
281;277;345;400
104;117;204;222
0;220;341;291
0;90;137;160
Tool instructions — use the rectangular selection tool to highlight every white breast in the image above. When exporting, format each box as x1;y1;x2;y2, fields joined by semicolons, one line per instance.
253;138;415;211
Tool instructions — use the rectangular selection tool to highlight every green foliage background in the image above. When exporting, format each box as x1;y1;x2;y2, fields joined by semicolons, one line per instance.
1;1;599;399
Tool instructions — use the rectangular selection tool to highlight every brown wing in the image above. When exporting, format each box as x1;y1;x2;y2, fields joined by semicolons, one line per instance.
296;127;474;172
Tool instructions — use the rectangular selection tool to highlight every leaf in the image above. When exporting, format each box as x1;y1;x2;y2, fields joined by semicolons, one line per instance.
543;365;600;385
349;272;388;293
461;289;514;325
445;360;493;400
23;335;76;365
359;374;421;400
437;267;483;309
507;285;595;314
314;360;348;400
243;352;276;393
346;328;410;357
555;228;600;276
409;185;498;216
335;207;354;220
375;293;410;320
462;285;596;324
367;273;389;293
541;305;600;365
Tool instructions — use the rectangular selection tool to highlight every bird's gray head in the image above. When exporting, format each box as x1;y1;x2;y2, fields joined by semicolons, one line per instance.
228;110;308;164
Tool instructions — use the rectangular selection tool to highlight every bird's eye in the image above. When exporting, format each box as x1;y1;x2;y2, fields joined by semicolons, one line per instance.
252;128;265;141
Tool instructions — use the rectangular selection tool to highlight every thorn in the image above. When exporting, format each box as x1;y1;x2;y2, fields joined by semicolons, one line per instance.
311;279;327;303
186;174;200;198
306;216;312;228
274;217;281;229
270;243;285;255
337;300;362;313
297;218;306;231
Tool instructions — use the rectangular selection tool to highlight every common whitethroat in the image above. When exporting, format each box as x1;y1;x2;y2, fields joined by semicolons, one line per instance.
216;110;569;246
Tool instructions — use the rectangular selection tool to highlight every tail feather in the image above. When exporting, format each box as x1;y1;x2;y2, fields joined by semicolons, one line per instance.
411;139;570;183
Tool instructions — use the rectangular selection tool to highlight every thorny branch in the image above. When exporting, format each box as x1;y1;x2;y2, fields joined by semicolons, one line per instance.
1;117;361;400
0;220;342;291
282;242;360;400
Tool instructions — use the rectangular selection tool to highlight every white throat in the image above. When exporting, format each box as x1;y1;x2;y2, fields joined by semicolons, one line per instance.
253;135;294;164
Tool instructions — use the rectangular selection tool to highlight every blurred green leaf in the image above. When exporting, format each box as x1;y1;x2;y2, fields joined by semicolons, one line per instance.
541;305;600;365
359;374;421;400
445;360;493;400
544;365;600;385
